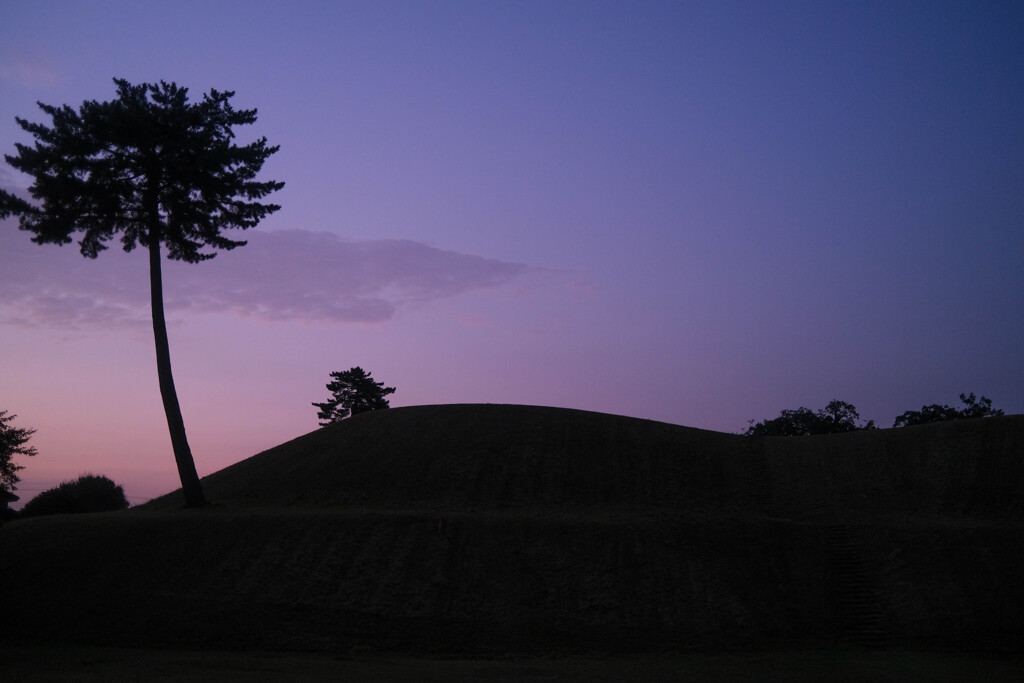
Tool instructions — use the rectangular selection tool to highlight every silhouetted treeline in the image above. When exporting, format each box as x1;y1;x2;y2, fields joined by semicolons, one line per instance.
892;392;1003;427
745;393;1004;436
744;400;875;436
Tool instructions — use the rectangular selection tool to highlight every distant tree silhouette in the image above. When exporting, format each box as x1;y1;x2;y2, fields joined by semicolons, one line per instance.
0;79;283;507
0;410;37;494
313;367;396;426
21;474;130;517
744;400;876;436
893;392;1004;428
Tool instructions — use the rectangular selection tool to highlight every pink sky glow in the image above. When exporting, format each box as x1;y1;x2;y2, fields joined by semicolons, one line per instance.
2;1;1022;506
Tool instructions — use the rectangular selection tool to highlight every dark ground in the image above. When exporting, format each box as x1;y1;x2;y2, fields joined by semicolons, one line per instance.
4;646;1024;682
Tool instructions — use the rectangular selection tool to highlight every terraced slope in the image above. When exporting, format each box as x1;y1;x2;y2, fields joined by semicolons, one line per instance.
2;405;1022;655
147;404;760;512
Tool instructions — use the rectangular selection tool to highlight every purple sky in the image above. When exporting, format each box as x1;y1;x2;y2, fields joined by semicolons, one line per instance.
2;1;1023;506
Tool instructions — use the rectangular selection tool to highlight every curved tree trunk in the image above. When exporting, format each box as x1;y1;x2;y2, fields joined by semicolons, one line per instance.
149;235;206;507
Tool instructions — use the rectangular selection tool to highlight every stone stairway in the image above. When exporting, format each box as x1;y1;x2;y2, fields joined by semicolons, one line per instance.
824;524;890;649
749;444;890;649
748;446;779;518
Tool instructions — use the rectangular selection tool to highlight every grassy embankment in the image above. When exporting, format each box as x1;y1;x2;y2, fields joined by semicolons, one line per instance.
2;404;1022;675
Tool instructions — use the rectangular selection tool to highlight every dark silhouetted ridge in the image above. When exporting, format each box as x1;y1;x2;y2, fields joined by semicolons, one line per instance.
3;405;1023;656
148;404;755;512
146;404;1024;524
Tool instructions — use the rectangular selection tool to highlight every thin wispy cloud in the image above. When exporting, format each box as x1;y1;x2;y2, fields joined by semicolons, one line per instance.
0;226;531;328
0;59;59;89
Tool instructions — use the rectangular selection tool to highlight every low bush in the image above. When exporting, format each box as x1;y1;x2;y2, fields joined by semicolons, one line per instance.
20;474;129;518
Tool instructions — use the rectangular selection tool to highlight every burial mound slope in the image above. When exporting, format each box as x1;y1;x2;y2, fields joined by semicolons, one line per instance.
2;404;1022;655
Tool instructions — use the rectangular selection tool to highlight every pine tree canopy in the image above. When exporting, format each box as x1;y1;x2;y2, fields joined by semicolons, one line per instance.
313;367;397;426
1;78;284;262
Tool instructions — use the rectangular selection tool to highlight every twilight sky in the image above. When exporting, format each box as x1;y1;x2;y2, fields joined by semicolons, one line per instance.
2;0;1022;505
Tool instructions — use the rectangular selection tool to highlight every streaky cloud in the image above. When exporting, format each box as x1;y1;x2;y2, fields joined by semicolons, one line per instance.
0;226;530;328
0;59;59;89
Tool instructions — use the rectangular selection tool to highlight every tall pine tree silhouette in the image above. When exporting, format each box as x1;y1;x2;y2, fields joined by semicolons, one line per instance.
1;79;283;506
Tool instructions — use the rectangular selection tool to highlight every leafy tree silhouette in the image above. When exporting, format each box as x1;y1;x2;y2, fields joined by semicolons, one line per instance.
0;410;37;495
744;400;876;436
0;79;283;506
313;367;396;426
893;392;1004;427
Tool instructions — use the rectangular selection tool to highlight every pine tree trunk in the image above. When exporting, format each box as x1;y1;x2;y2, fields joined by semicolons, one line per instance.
149;234;206;507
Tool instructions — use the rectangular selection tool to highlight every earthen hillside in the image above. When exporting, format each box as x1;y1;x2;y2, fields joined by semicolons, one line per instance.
2;404;1022;654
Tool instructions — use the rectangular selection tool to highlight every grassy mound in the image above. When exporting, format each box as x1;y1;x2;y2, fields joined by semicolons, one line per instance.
2;405;1022;655
146;404;758;513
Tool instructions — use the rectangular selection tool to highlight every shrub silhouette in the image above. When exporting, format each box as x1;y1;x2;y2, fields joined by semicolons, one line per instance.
21;474;129;518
